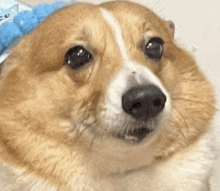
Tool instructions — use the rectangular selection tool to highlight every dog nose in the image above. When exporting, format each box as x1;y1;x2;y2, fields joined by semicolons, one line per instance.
122;85;166;121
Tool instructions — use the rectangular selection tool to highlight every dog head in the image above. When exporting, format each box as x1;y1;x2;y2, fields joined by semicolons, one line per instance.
0;0;216;187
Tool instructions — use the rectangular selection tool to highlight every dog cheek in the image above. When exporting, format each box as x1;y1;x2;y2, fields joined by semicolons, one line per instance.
160;60;180;94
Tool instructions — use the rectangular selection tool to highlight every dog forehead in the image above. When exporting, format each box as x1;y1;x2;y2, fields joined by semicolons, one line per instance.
99;1;162;28
46;2;166;51
97;3;160;62
99;1;172;40
99;1;154;18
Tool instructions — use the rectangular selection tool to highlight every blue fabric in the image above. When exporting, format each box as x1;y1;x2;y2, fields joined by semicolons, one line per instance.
33;5;54;22
0;1;73;55
53;2;67;11
0;22;22;47
14;11;39;34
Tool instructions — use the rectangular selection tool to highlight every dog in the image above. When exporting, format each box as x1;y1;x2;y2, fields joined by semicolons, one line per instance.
0;1;217;190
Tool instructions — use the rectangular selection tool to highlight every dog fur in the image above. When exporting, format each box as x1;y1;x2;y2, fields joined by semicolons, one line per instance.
0;1;217;190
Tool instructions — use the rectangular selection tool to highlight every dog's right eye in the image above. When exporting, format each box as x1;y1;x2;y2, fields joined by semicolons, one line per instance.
64;46;93;70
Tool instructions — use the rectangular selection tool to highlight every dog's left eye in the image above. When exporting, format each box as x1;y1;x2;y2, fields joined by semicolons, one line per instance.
65;46;93;70
144;37;164;59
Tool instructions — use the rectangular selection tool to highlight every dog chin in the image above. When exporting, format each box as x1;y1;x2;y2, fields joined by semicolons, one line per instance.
102;111;161;144
113;126;154;144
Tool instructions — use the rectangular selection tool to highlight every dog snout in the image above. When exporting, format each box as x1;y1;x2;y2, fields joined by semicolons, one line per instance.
122;85;166;121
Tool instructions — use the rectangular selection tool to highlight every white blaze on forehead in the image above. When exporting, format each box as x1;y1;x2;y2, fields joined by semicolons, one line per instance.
101;9;128;61
100;8;171;116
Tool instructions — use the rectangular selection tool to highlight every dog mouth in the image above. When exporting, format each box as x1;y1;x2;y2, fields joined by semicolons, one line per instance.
114;126;153;144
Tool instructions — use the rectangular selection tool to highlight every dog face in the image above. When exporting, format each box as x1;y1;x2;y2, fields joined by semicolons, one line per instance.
0;1;216;189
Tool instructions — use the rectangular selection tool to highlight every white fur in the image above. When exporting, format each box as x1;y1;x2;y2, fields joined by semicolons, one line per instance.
100;9;171;130
0;132;215;191
101;9;129;61
119;132;216;191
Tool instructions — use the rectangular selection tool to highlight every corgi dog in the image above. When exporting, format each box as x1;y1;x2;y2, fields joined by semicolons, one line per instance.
0;1;217;191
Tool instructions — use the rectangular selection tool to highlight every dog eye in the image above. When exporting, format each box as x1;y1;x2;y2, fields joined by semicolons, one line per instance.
144;38;164;59
65;46;92;70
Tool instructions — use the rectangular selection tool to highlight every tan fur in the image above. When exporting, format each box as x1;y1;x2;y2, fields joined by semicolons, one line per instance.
0;1;216;190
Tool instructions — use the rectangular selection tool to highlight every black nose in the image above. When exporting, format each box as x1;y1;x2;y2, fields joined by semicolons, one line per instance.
122;85;166;121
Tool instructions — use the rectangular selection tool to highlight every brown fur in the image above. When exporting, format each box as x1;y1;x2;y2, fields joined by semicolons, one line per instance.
0;1;216;190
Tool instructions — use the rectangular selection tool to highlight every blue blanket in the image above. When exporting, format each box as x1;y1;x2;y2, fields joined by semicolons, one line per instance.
0;1;74;60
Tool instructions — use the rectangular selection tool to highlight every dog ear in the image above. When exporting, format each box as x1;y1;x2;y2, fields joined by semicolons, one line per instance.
166;20;175;37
